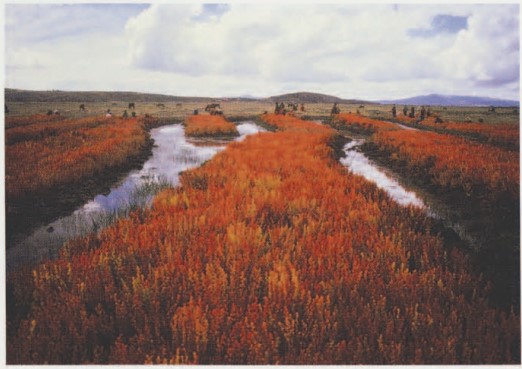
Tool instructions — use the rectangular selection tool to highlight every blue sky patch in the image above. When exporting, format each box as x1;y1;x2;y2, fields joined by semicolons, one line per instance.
191;4;230;22
408;14;468;38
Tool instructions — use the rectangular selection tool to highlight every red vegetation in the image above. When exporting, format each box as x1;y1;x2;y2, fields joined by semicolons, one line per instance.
262;113;333;134
185;115;239;137
5;116;152;201
372;129;519;198
7;116;519;364
393;115;519;149
332;113;398;134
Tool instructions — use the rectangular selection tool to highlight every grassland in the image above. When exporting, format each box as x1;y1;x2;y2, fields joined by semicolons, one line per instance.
7;114;519;364
6;98;519;124
4;94;520;365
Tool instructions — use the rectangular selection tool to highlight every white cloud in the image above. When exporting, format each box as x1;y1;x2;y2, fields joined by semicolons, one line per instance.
4;3;519;100
440;5;519;88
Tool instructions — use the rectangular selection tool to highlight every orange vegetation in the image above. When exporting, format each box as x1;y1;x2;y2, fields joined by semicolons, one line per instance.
262;113;333;134
393;115;519;149
372;129;519;198
7;116;519;364
5;116;151;201
185;115;239;137
332;113;398;134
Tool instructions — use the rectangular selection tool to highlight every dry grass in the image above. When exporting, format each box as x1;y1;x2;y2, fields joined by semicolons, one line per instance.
6;100;519;126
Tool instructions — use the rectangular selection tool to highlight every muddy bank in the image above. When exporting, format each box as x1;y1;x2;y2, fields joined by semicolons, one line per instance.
328;134;350;161
5;136;155;249
226;114;261;122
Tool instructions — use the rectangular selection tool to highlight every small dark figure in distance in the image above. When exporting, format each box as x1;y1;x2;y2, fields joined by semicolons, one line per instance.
391;105;397;118
210;107;223;115
122;110;128;119
275;102;286;115
193;109;199;115
205;103;221;112
79;104;85;111
409;106;415;118
47;109;53;115
331;103;340;115
300;103;305;112
403;106;408;116
128;102;135;110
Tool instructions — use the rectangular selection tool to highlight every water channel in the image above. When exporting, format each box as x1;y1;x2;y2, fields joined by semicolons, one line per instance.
337;124;480;250
7;122;266;270
340;139;427;210
7;119;478;270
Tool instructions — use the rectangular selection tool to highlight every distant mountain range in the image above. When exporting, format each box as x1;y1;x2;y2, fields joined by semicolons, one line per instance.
5;89;518;107
380;94;519;107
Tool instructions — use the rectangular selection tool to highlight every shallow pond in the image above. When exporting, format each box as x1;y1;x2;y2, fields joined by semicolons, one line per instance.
7;121;265;269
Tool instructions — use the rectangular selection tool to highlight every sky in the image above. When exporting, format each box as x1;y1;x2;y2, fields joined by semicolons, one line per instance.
3;2;520;101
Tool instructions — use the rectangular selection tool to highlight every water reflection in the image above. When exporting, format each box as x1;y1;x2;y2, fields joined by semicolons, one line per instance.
340;140;427;209
7;122;265;269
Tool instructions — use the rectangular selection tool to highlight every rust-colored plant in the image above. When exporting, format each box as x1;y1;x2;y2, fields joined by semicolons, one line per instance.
5;116;152;201
185;115;239;137
332;113;398;134
6;115;519;365
372;128;519;199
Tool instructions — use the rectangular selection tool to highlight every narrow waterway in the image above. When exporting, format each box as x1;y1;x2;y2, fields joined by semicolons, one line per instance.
7;121;265;269
340;139;427;210
338;131;480;250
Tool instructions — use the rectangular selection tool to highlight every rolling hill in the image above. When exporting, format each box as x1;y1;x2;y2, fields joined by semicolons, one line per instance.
5;88;373;105
4;89;218;103
268;91;371;105
6;89;517;107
